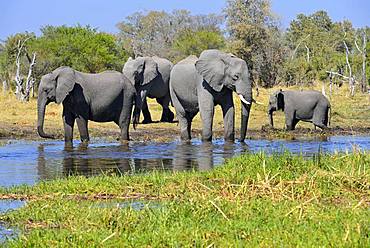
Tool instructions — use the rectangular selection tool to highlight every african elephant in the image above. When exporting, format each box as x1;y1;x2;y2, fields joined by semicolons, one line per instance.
169;50;253;142
37;66;136;143
268;90;331;130
122;56;174;125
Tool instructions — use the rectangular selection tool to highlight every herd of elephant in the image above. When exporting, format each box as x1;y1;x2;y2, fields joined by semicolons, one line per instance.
37;49;331;143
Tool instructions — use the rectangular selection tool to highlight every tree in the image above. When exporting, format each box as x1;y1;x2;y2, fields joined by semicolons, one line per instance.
32;25;127;74
116;10;224;60
171;29;225;62
14;37;37;101
285;11;336;84
0;41;9;93
225;0;285;87
1;32;37;98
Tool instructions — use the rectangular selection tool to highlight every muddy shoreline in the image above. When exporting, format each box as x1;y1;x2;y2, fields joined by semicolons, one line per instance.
1;122;369;142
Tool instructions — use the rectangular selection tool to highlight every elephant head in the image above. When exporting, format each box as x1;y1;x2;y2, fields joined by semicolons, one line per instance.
195;49;253;141
268;90;284;127
122;57;158;126
37;66;76;139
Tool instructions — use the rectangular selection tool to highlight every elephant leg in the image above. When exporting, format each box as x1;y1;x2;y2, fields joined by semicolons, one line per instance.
221;94;235;142
157;95;174;122
141;100;152;124
119;116;131;141
62;110;75;143
312;108;329;130
199;91;215;142
178;113;191;141
76;117;89;143
292;118;299;130
284;110;295;131
118;94;134;141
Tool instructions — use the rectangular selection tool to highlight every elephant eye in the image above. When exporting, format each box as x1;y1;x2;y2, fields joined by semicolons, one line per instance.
232;74;239;81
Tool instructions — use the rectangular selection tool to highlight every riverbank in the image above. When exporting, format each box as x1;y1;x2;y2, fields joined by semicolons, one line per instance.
0;84;369;142
0;152;369;246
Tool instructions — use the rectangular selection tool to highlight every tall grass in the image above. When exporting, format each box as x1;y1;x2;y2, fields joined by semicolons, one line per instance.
1;152;369;246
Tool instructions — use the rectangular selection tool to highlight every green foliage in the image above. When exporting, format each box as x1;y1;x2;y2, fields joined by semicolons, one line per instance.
32;25;127;74
1;152;369;246
0;32;36;86
0;8;368;90
0;26;128;91
225;0;285;87
171;29;225;62
283;11;369;87
117;10;224;60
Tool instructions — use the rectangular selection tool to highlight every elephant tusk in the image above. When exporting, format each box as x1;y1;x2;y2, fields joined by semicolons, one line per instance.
238;94;251;105
252;99;265;106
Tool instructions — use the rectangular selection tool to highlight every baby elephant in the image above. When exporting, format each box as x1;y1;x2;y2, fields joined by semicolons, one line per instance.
268;90;331;130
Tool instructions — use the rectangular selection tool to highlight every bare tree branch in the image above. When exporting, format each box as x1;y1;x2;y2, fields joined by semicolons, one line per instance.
14;37;36;101
291;34;310;60
304;44;310;63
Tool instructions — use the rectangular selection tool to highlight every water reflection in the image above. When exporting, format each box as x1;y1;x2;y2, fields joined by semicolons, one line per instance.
36;140;248;178
0;200;25;243
0;135;369;187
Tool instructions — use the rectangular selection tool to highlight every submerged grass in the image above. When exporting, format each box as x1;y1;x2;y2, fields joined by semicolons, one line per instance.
0;152;369;246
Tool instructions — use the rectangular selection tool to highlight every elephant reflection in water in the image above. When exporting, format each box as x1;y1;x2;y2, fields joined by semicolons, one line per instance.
131;158;173;172
171;141;243;171
62;143;133;176
37;144;53;180
37;143;133;178
37;141;249;178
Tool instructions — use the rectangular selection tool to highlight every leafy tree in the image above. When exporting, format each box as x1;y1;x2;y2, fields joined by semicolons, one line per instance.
117;10;224;60
225;0;285;87
171;29;225;62
0;32;36;91
32;25;127;74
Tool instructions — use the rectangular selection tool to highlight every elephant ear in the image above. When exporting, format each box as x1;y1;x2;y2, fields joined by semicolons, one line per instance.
55;67;76;104
143;57;158;85
277;90;284;111
195;58;225;92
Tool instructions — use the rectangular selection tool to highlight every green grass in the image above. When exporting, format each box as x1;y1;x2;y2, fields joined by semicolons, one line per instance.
0;152;369;247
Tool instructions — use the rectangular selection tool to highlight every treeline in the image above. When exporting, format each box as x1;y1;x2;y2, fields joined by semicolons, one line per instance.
0;0;369;98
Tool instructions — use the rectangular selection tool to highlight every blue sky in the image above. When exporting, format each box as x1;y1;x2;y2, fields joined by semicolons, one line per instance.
1;0;369;40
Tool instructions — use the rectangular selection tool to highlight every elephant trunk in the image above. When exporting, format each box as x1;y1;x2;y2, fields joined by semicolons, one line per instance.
132;89;147;129
37;94;54;139
240;101;251;142
269;111;274;127
236;76;252;142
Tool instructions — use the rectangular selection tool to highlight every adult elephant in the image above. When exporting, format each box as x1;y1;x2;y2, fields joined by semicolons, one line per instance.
122;56;174;125
37;66;136;143
268;90;331;130
170;50;253;142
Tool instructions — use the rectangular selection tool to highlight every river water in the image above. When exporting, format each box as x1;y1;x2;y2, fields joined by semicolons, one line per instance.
0;135;369;187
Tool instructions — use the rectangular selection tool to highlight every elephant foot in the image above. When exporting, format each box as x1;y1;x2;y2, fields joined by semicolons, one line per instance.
160;110;175;123
142;118;153;124
180;133;191;141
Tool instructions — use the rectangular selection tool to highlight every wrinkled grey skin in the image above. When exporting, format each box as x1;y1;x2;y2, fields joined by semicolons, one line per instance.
37;66;136;143
268;90;331;130
170;50;253;142
122;56;174;125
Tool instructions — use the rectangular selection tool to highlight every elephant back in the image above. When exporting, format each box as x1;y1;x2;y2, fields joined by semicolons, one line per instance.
177;55;198;65
151;56;173;83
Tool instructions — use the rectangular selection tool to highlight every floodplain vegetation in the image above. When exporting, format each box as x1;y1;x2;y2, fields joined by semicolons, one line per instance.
0;151;369;246
0;73;369;247
0;83;369;142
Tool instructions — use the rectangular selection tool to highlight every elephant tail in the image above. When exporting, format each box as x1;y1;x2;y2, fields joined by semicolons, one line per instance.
169;80;185;118
328;106;331;127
